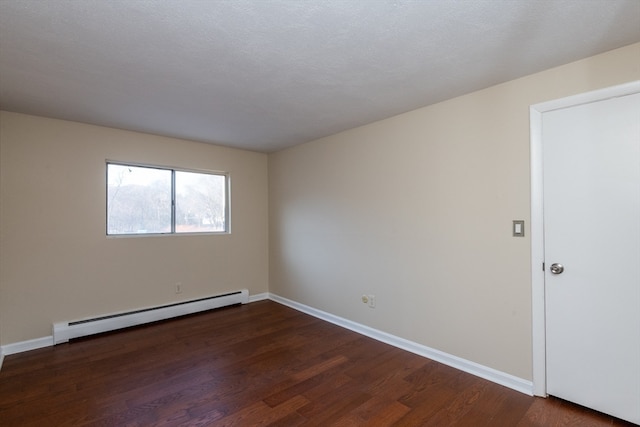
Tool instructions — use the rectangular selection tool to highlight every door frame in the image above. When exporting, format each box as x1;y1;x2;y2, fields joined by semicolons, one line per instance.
529;80;640;397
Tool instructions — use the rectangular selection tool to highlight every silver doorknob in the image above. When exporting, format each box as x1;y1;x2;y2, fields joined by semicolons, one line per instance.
550;263;564;274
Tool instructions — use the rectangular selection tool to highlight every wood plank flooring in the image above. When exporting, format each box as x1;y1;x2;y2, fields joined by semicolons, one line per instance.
0;300;634;426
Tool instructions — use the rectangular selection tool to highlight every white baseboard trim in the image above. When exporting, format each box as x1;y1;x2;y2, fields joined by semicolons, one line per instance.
0;293;534;396
1;336;54;358
269;293;533;396
249;292;270;303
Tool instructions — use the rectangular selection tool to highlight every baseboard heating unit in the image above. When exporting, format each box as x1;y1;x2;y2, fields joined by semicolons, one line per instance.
53;289;248;344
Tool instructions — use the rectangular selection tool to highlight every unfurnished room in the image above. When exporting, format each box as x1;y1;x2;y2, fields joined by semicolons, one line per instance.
0;0;639;425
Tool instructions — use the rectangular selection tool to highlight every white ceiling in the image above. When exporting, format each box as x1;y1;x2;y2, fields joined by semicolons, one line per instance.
1;1;639;152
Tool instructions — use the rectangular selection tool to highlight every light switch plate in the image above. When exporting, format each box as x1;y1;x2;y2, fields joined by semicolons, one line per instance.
513;220;525;237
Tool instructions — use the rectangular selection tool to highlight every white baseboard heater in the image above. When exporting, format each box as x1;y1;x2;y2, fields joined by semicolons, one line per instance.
53;289;249;344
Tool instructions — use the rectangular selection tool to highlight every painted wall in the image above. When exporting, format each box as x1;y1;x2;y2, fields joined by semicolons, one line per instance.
0;112;269;345
268;43;640;381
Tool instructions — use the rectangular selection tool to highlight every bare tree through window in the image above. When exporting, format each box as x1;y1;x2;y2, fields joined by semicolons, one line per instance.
107;163;228;235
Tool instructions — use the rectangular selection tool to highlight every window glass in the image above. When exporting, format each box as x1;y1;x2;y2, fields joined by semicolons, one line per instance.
107;163;228;236
107;164;172;234
175;171;226;233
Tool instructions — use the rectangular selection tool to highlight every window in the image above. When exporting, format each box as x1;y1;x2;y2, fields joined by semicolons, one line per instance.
107;162;228;235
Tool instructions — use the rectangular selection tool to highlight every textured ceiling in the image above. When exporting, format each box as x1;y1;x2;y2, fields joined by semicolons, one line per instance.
1;0;639;152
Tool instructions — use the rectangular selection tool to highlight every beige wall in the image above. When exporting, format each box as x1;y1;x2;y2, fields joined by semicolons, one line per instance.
0;112;269;345
268;43;640;380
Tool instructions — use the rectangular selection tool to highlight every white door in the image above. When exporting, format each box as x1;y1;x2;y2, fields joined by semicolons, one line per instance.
542;91;640;424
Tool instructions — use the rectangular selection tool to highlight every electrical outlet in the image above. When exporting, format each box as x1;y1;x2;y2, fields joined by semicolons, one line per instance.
368;294;376;308
175;282;182;294
362;294;375;308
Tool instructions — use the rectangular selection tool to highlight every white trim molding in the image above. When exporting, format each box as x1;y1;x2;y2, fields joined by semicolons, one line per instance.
248;292;270;303
269;293;533;396
1;336;54;358
529;104;547;397
529;80;640;397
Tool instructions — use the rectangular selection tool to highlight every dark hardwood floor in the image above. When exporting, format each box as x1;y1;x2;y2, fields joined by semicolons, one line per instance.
0;300;634;426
